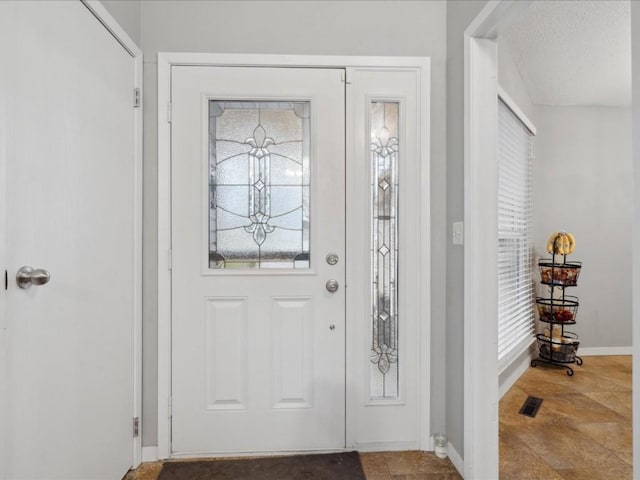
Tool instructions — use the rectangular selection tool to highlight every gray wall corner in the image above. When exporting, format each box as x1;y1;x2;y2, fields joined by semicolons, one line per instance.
100;0;142;47
445;0;490;459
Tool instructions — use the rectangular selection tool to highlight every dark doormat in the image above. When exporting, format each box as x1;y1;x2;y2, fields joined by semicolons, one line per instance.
157;451;366;480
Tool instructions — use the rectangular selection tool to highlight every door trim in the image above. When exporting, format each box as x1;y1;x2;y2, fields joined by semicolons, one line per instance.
463;2;534;479
157;53;431;459
80;0;145;469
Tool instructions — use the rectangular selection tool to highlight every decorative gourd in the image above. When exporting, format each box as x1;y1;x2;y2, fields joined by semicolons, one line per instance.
546;231;576;255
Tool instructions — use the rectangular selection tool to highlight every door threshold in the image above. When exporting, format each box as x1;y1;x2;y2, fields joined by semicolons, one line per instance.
169;448;350;460
169;440;421;459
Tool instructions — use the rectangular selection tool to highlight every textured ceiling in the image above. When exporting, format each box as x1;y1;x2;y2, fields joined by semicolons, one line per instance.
499;0;630;107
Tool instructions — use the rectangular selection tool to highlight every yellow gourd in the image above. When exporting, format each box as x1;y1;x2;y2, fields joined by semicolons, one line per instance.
546;231;576;255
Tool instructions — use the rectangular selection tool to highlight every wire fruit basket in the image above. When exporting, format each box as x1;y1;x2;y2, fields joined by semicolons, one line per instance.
535;296;579;323
538;260;582;287
536;332;580;364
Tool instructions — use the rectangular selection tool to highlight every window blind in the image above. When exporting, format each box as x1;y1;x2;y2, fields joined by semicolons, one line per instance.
497;97;535;367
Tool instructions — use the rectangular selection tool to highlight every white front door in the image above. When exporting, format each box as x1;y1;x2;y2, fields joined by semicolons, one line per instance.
171;66;346;454
0;2;137;479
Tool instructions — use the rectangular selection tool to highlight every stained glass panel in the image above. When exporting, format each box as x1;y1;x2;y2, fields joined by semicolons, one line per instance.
209;101;310;269
370;101;399;400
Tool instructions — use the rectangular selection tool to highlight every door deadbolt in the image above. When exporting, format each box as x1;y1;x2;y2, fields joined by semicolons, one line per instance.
326;253;339;265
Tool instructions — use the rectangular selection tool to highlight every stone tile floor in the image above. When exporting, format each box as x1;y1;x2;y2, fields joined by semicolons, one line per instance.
500;355;632;479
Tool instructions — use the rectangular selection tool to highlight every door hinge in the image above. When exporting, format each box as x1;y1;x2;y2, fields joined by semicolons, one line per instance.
167;103;172;123
168;249;173;270
342;69;353;85
134;88;141;108
168;397;173;418
133;417;140;437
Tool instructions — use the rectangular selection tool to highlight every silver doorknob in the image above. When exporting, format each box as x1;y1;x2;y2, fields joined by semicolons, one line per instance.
16;266;51;289
325;279;339;293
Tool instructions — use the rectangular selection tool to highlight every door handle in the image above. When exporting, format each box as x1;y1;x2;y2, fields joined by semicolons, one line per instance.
325;279;339;293
16;266;51;289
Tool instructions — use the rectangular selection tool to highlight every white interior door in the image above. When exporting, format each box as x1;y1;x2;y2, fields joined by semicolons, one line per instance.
0;2;136;478
171;66;345;454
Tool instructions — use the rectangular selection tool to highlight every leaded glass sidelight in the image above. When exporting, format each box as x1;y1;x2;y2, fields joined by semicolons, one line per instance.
370;101;399;400
208;101;310;269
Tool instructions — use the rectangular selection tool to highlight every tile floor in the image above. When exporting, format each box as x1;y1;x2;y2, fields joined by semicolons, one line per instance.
125;355;630;480
500;355;632;480
359;451;462;479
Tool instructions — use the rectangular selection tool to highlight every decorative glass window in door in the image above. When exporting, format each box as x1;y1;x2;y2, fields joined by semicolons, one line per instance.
208;101;310;269
370;101;400;399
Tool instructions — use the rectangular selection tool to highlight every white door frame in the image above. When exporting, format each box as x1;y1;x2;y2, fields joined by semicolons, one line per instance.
0;16;7;477
157;53;431;459
461;2;595;478
0;0;144;473
78;1;145;468
634;4;640;476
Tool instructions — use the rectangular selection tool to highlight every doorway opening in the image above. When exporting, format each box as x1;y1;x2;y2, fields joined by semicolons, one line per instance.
156;54;432;459
464;1;635;478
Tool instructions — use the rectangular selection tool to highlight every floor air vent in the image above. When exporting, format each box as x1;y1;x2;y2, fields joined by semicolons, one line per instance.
519;396;543;418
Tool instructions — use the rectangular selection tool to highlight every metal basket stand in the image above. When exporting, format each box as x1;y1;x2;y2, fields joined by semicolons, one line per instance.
531;250;583;376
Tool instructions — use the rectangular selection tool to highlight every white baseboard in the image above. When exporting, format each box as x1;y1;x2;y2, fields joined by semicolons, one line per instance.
350;441;418;452
499;349;534;399
141;446;158;462
447;441;464;477
579;346;632;356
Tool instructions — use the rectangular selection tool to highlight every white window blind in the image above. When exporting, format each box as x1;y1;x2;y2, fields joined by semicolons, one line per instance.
497;95;535;368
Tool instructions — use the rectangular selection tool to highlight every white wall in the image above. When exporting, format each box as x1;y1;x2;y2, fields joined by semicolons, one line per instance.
533;106;632;349
140;0;448;447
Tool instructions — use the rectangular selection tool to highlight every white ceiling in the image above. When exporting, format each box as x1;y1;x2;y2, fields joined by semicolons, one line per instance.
499;0;631;107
